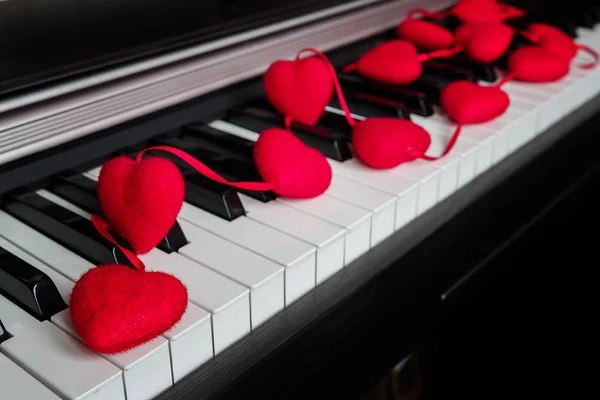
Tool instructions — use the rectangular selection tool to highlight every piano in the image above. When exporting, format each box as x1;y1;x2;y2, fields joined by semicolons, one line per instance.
2;0;600;399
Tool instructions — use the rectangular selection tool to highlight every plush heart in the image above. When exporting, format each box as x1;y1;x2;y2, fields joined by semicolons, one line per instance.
352;118;431;169
97;155;185;255
441;81;510;124
396;18;454;51
354;40;422;84
507;46;570;82
254;127;332;197
70;265;188;353
527;23;578;60
454;22;514;63
263;56;334;125
452;0;504;23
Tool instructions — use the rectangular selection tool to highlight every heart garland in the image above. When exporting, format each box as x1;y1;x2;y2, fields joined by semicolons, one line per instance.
264;48;509;169
363;3;598;88
71;130;334;352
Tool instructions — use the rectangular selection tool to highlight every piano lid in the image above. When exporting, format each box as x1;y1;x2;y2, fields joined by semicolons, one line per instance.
0;0;372;99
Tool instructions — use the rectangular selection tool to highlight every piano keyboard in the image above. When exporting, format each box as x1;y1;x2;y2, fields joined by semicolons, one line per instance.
2;4;600;400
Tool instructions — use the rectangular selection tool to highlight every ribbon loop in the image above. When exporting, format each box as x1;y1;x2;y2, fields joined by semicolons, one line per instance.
419;123;463;161
91;215;146;271
295;48;357;128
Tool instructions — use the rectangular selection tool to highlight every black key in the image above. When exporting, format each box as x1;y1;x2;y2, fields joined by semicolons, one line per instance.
0;318;11;344
426;54;497;82
49;173;189;250
337;72;433;116
228;99;353;161
0;245;67;321
422;62;477;83
3;193;134;268
328;93;411;119
154;127;276;202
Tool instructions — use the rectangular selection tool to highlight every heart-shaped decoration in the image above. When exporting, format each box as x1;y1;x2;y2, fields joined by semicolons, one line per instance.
70;265;188;353
507;46;570;82
452;0;505;23
254;127;332;197
396;18;454;51
263;56;334;125
454;22;514;63
352;118;431;169
97;155;185;255
441;81;510;124
354;40;422;85
527;23;578;60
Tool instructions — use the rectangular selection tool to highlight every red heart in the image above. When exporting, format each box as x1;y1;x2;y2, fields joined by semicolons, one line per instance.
354;40;422;85
452;0;504;23
97;155;185;254
441;81;510;124
507;46;570;82
396;19;454;51
254;127;332;197
454;23;514;63
263;56;334;125
70;265;188;354
352;118;431;169
528;23;578;60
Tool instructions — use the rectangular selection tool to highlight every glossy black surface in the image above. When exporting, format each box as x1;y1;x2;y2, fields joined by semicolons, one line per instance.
337;72;434;116
228;99;353;161
2;193;134;268
330;92;411;119
0;0;358;98
0;246;67;321
0;318;10;344
48;173;189;251
158;124;276;202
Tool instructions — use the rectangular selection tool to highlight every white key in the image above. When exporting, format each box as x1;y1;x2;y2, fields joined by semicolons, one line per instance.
0;254;125;400
83;168;317;306
329;159;419;230
176;219;284;327
411;115;479;189
35;190;250;356
178;203;316;304
239;195;345;283
0;352;62;399
325;176;396;246
0;219;173;400
9;198;213;377
208;120;373;262
209;119;420;232
277;194;372;264
0;209;213;382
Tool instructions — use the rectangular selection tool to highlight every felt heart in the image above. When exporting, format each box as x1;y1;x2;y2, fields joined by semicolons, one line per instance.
452;0;504;23
354;40;422;84
97;155;185;255
396;18;454;51
507;46;570;82
527;23;578;60
254;127;332;197
263;56;334;125
440;81;510;124
454;22;514;63
352;118;431;169
70;265;188;354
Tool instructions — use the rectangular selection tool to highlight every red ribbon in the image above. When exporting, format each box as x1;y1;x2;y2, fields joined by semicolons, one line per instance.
91;215;146;271
136;145;275;192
